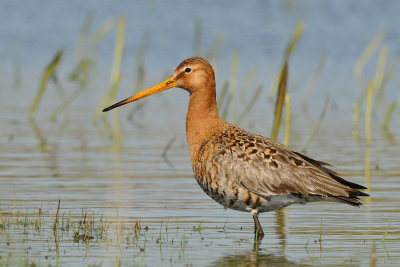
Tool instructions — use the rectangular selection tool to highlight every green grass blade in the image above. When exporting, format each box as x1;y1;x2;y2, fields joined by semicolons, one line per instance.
364;144;371;197
128;32;150;123
133;32;151;94
283;92;291;147
12;56;21;89
365;80;374;145
50;88;84;121
382;101;395;131
374;46;388;104
161;135;177;165
206;34;225;66
382;101;396;144
380;50;400;98
301;96;329;152
239;68;257;99
29;49;64;120
352;99;361;143
89;18;114;55
271;61;288;141
54;17;113;121
302;50;328;109
236;85;262;125
217;80;229;109
284;21;304;61
269;22;303;98
228;50;240;121
73;13;95;63
193;18;202;57
221;93;233;121
353;28;386;82
29;119;47;152
110;15;125;91
93;15;126;126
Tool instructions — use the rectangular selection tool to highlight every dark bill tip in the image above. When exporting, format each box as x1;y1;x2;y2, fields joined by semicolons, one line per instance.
102;97;130;112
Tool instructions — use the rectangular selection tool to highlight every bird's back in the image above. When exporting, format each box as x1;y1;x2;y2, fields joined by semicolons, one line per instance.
192;122;368;213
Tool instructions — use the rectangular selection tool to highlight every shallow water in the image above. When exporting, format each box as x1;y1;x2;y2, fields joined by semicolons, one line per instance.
1;104;399;266
1;1;400;266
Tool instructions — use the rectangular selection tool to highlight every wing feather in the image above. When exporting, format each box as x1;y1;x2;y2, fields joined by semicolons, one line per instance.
194;126;368;204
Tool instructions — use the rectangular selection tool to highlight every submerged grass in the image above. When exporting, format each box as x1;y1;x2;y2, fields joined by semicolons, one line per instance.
1;198;247;266
0;200;158;266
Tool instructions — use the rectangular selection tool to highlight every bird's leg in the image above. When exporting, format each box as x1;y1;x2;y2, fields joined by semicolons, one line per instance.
251;210;264;240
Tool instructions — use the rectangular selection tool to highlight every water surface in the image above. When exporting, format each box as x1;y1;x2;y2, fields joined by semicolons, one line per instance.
1;1;400;266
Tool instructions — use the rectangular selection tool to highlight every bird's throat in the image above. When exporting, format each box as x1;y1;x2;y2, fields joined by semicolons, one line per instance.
185;91;220;164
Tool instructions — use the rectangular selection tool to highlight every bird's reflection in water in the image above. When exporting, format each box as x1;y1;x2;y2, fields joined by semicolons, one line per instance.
211;249;312;267
274;209;287;250
253;209;287;250
213;209;298;266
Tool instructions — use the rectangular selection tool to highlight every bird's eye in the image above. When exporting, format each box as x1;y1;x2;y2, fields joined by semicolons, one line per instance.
185;67;192;73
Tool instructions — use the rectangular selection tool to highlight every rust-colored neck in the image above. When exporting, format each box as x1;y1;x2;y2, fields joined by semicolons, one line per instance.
185;83;221;164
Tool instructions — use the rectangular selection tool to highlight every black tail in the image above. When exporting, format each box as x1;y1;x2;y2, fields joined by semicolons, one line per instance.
294;152;369;206
329;196;363;207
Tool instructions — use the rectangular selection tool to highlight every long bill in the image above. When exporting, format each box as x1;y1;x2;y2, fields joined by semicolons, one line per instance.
102;76;177;112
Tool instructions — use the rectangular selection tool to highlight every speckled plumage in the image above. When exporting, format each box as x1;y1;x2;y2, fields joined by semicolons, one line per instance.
192;122;367;214
103;57;369;240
